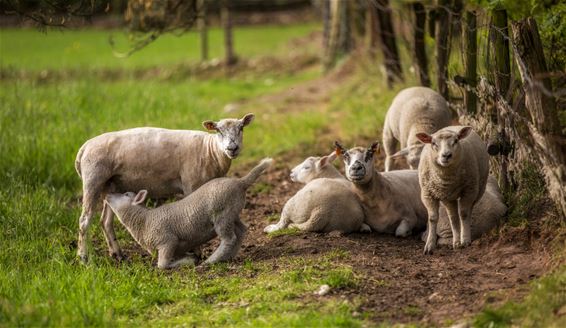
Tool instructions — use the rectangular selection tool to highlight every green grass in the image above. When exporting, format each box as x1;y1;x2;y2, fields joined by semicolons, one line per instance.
0;24;318;71
473;265;566;327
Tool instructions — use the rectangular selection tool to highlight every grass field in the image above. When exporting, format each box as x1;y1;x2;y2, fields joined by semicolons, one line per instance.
1;23;564;327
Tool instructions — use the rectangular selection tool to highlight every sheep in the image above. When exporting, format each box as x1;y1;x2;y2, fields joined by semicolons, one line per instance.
264;153;370;234
424;176;507;245
104;158;273;269
417;126;489;254
383;86;452;171
75;113;255;262
334;141;428;237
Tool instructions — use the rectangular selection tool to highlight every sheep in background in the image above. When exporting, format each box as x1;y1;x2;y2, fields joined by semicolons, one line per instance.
105;158;273;269
264;152;370;234
383;87;451;171
334;141;428;237
417;126;489;254
426;176;507;245
75;113;255;262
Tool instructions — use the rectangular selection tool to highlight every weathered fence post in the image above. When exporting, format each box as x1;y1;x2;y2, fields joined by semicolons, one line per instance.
462;10;477;114
435;0;450;99
489;7;512;192
197;0;208;62
511;17;566;218
412;2;430;87
221;0;236;66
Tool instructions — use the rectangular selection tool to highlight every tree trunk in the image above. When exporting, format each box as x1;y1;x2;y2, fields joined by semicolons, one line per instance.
462;10;477;114
511;17;566;219
198;0;208;62
221;0;236;66
435;0;451;99
322;0;330;62
374;0;403;88
412;2;429;87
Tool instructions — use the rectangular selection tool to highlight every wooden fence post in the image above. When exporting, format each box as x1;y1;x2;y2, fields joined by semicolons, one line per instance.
374;0;403;88
462;10;477;114
412;2;430;87
511;17;566;218
435;0;450;99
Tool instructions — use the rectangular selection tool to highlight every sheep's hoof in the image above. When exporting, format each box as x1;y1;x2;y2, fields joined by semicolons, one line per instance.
359;224;372;233
460;239;471;248
452;241;461;250
263;225;279;233
423;243;435;255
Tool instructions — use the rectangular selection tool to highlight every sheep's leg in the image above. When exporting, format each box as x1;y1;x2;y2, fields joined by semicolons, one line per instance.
77;185;103;262
100;202;123;260
395;219;412;237
204;221;240;264
157;244;180;269
383;128;396;172
264;212;292;233
226;220;247;259
422;197;439;255
359;223;371;233
442;200;461;249
458;198;474;247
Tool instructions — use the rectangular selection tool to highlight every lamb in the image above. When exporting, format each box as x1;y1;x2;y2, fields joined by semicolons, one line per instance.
417;126;489;254
104;158;273;269
75;113;255;262
383;86;451;171
334;141;428;237
425;176;507;245
264;153;370;233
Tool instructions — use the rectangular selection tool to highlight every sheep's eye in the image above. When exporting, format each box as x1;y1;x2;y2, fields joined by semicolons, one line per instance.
302;166;310;170
431;142;437;147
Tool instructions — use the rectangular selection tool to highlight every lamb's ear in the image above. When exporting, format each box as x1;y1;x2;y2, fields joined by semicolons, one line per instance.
416;133;432;144
390;147;410;159
458;126;473;140
241;113;255;127
202;120;218;131
133;190;148;205
318;152;337;168
334;141;346;156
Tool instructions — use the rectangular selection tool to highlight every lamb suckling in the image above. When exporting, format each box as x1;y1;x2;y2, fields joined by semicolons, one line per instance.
417;126;489;254
264;153;370;234
382;87;451;171
424;176;507;245
75;113;255;262
105;158;273;269
334;141;428;237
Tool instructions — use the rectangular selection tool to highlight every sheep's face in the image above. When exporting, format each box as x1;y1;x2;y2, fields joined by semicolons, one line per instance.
105;190;148;214
203;113;255;159
416;126;472;167
289;152;337;184
335;141;379;185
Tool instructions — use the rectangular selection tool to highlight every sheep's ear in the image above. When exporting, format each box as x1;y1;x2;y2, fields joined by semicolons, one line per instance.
318;152;337;168
390;147;409;159
368;141;380;155
133;190;148;205
202;120;218;131
458;126;473;140
241;113;255;127
334;141;346;156
416;133;432;144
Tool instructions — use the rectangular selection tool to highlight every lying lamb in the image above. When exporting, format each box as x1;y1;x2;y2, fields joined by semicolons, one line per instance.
417;126;489;254
334;141;428;237
383;87;451;171
75;113;255;262
264;153;370;233
104;158;273;269
425;176;506;245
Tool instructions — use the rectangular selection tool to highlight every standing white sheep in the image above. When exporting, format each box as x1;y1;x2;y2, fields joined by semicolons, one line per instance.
75;113;255;262
383;87;451;171
104;158;273;269
417;126;489;254
334;141;428;237
264;153;370;234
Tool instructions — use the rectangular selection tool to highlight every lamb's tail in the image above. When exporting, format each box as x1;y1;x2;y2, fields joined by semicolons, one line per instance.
75;144;86;178
239;158;273;188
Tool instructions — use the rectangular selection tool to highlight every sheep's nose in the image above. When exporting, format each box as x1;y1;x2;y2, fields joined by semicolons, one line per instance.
441;152;452;160
227;144;239;152
351;163;363;171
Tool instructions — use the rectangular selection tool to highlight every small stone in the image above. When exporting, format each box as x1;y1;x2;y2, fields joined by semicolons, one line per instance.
316;284;331;296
